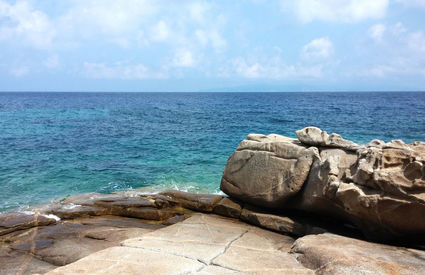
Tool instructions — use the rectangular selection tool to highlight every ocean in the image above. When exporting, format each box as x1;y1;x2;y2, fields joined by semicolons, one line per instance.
1;92;425;213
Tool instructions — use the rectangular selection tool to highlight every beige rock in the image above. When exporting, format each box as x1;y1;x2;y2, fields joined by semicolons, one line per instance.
123;214;249;264
291;233;425;275
212;246;313;274
221;134;318;207
50;214;313;274
296;126;359;150
221;127;425;240
46;246;205;275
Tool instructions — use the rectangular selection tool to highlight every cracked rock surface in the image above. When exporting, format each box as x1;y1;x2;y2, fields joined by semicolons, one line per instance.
47;214;312;274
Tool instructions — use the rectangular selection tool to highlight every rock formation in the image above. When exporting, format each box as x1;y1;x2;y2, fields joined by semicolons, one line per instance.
3;191;424;274
221;126;425;241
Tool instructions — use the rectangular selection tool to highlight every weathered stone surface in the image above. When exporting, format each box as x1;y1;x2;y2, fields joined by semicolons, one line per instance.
221;134;318;208
51;214;313;274
221;127;425;240
48;204;107;219
0;212;57;236
213;197;243;218
213;246;313;274
296;126;360;150
46;246;205;275
0;247;56;275
240;205;326;237
123;214;249;264
0;214;163;273
159;190;222;212
291;233;425;275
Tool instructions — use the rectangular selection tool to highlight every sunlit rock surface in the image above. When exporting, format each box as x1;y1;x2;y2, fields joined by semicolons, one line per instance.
221;127;425;241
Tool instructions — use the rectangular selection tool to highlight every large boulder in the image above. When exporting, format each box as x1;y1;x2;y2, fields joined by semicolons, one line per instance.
221;133;318;208
221;127;425;241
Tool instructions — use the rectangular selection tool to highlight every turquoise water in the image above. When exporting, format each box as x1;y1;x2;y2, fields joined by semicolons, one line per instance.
1;92;425;212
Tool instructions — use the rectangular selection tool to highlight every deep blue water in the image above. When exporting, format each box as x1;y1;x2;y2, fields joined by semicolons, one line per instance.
1;92;425;213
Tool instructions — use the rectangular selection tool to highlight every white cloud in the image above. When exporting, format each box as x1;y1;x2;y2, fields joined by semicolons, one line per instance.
44;55;59;69
282;0;389;23
0;0;55;49
366;65;395;78
150;20;170;42
83;62;166;79
189;2;209;23
360;23;425;78
395;0;425;7
368;24;386;42
10;66;29;77
83;62;167;80
172;49;195;67
60;0;156;35
230;56;325;79
301;37;333;60
408;31;425;53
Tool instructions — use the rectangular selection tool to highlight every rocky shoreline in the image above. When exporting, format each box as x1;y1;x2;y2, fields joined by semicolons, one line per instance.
1;127;425;274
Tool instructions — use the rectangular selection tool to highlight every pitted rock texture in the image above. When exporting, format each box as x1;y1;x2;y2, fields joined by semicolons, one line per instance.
221;126;425;241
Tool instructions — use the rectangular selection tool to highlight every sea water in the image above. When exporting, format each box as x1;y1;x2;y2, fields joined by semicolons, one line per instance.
1;92;425;212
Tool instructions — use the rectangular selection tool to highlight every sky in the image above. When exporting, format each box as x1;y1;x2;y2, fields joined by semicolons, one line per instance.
1;0;425;92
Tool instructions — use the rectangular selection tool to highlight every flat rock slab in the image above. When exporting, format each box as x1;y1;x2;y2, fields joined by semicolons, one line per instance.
48;214;311;274
0;215;163;274
291;233;425;275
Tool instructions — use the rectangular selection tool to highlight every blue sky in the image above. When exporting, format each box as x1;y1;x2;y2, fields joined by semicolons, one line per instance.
1;0;425;92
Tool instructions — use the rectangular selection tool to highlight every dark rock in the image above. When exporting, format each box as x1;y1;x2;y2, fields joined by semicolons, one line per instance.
0;212;57;236
240;205;326;237
159;190;222;212
213;197;243;218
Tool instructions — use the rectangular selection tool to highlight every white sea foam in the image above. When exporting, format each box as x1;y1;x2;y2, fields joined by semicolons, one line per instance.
40;213;61;221
17;210;61;221
63;203;80;210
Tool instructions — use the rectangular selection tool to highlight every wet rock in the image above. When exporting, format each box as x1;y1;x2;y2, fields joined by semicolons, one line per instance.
47;204;107;219
0;212;57;236
0;247;56;275
2;215;162;269
291;233;425;275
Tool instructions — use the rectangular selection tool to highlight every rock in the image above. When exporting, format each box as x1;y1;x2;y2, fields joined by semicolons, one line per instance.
159;190;222;212
296;126;359;150
46;246;205;275
47;204;107;219
0;212;57;236
221;127;425;241
0;247;56;275
290;233;425;275
221;134;318;208
240;205;326;237
53;214;313;274
0;213;165;273
213;197;243;218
